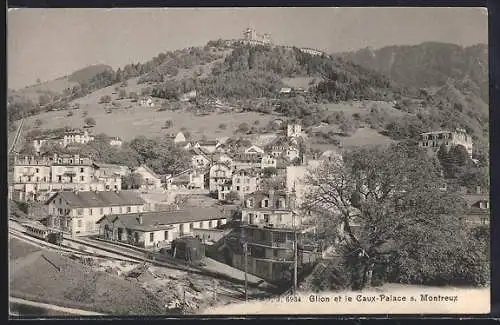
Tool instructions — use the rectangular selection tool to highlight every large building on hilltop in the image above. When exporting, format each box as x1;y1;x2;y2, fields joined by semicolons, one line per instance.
241;27;272;45
418;128;473;158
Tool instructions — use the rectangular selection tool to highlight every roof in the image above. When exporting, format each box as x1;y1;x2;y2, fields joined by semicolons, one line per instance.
198;140;219;146
135;164;160;179
191;147;211;157
46;190;146;208
97;207;233;231
461;193;489;207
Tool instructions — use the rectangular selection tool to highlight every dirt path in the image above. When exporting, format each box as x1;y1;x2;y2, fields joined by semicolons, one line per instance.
9;297;106;316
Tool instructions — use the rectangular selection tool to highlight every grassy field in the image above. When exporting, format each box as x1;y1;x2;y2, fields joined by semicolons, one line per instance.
24;104;274;141
281;76;317;89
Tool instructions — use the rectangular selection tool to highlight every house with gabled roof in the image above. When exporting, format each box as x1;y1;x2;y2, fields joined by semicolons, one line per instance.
193;139;220;153
245;145;265;155
460;188;490;226
134;165;162;191
45;189;146;236
96;206;233;248
190;147;211;169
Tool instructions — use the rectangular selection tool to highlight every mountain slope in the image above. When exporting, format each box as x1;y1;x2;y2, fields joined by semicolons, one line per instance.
337;42;488;102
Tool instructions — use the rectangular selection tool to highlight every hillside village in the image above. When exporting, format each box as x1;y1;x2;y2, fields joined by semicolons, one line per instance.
8;26;490;315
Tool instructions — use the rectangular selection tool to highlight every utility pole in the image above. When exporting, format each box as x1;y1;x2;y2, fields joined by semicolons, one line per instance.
244;241;248;302
293;212;298;294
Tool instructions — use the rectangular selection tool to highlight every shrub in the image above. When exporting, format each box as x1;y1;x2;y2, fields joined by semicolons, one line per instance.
218;123;227;130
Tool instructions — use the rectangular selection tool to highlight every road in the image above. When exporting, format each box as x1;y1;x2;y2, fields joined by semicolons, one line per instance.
9;297;106;316
9;118;24;154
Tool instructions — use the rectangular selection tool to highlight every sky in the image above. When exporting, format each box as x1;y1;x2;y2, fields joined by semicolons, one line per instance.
8;7;488;90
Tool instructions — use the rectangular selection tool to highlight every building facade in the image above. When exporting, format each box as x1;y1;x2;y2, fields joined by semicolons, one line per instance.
11;154;123;202
46;190;146;236
231;190;316;282
232;168;261;199
96;207;229;249
418;128;473;158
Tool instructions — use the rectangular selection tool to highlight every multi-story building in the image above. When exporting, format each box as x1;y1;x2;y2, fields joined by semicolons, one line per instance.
232;168;261;199
191;147;211;169
62;129;95;148
11;153;123;202
230;190;316;282
232;153;263;170
209;163;233;200
32;129;95;154
287;123;303;138
418;128;473;158
46;189;146;236
96;207;231;249
261;154;277;169
242;27;272;45
269;137;301;161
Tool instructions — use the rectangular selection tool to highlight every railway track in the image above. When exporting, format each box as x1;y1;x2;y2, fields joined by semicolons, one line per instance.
9;228;139;263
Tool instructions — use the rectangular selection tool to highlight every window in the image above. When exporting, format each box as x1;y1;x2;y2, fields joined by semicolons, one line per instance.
77;219;82;227
119;207;123;214
263;214;270;223
236;178;240;184
209;221;213;228
36;177;39;182
190;223;194;231
80;168;84;173
127;206;131;213
263;199;269;208
89;209;93;216
36;168;39;173
164;231;169;240
77;208;83;215
100;208;104;214
236;186;240;191
80;176;84;181
150;233;154;242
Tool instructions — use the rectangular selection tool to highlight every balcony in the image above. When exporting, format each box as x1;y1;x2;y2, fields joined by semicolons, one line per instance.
247;239;294;249
241;220;306;232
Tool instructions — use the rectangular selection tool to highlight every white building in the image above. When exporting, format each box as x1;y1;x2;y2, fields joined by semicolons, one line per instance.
46;189;146;236
109;137;123;147
11;153;123;202
287;123;303;138
140;97;155;107
418;128;473;158
96;207;231;249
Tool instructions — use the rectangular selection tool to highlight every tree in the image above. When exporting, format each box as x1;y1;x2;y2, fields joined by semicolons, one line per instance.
122;173;144;189
99;95;112;104
84;117;96;127
237;122;250;134
262;167;278;178
225;191;240;203
304;143;470;290
218;123;227;130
